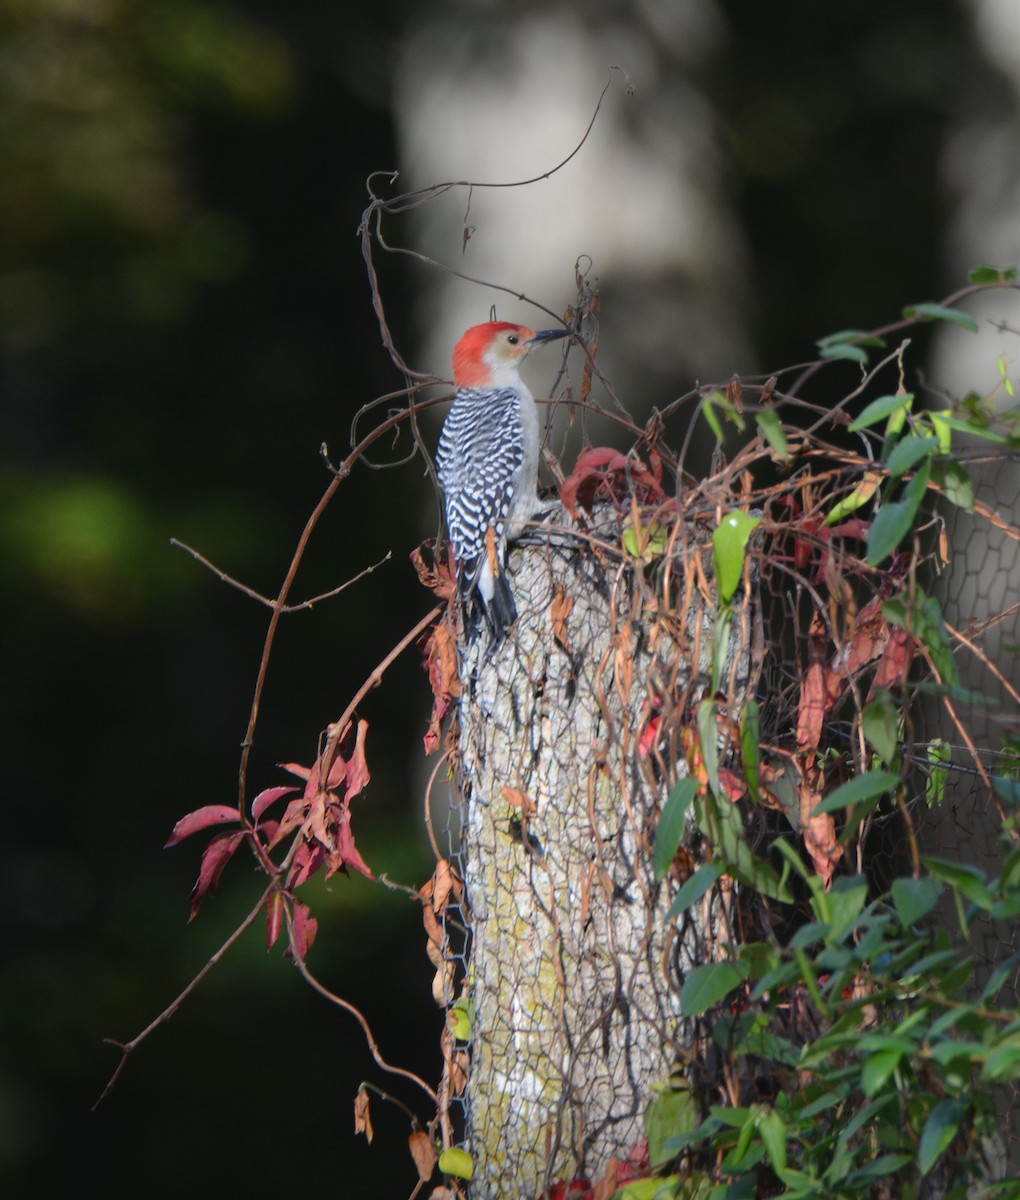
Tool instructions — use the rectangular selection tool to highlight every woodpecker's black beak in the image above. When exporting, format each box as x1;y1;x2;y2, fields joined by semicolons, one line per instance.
529;327;571;345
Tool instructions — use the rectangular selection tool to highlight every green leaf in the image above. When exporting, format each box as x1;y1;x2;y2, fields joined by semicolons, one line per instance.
666;863;723;919
903;302;979;332
993;775;1020;806
741;701;761;803
820;342;869;364
448;997;473;1041
697;698;721;800
438;1147;474;1180
886;435;936;479
711;607;733;696
757;1109;788;1174
861;1047;903;1095
923;857;994;908
924;739;951;807
681;960;749;1017
844;1154;913;1184
933;461;975;511
824;875;869;942
817;328;886;349
702;391;726;442
883;591;958;688
981;949;1020;1003
713;510;762;604
862;690;900;764
695;776;790;902
982;1042;1020;1083
848;393;913;432
866;459;931;566
918;1098;966;1174
825;471;882;524
646;1086;700;1167
930;411;1008;445
756;409;790;460
969;264;1018;284
891;876;941;926
623;516;670;563
615;1176;682;1200
812;771;901;816
655;777;697;881
928;410;953;454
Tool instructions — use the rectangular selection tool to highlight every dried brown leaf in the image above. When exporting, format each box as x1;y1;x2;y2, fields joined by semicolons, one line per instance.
550;584;574;652
501;786;537;817
800;776;843;888
409;1129;437;1181
354;1087;374;1144
449;1050;470;1097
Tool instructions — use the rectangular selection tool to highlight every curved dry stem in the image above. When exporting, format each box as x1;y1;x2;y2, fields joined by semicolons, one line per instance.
285;906;439;1105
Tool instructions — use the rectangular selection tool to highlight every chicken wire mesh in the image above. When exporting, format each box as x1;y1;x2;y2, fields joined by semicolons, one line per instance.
417;356;1020;1198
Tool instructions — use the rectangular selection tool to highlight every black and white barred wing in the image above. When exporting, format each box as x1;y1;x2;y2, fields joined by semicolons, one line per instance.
436;386;523;596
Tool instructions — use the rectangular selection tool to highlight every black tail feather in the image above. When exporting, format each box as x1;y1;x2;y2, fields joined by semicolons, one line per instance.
463;567;517;650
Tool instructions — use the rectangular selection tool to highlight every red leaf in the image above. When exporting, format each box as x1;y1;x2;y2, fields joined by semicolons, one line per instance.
286;840;325;889
828;517;870;542
165;804;241;848
324;749;348;791
189;830;245;919
560;447;630;516
638;714;661;758
255;818;279;845
251;785;299;823
279;761;312;781
335;808;373;880
719;767;747;802
871;625;915;694
265;891;284;949
287;899;318;961
345;719;371;800
267;795;309;849
422;621;460;755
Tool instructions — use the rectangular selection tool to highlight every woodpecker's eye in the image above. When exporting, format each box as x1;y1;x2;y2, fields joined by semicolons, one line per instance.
506;334;519;345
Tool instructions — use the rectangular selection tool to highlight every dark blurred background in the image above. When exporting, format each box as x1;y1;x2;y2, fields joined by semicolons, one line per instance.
2;1;1016;1194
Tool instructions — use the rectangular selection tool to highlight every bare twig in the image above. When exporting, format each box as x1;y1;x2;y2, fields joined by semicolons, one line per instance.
95;883;273;1107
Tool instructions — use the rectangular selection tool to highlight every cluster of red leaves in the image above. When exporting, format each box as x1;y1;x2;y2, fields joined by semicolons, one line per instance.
795;594;914;887
560;447;668;518
165;719;374;956
541;1139;651;1200
774;489;872;585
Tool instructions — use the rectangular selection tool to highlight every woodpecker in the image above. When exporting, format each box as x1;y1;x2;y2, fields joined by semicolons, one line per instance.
436;319;569;644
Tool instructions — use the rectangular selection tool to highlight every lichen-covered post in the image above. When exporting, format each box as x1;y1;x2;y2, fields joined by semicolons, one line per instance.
448;510;755;1197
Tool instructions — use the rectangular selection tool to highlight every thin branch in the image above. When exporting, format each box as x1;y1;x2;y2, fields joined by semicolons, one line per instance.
95;883;273;1108
170;540;393;612
285;909;439;1104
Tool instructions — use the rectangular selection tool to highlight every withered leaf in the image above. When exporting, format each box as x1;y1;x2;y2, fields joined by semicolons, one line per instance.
501;786;536;817
800;777;843;888
286;898;318;961
265;891;284;950
354;1087;374;1144
550;585;574;652
409;1129;437;1181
